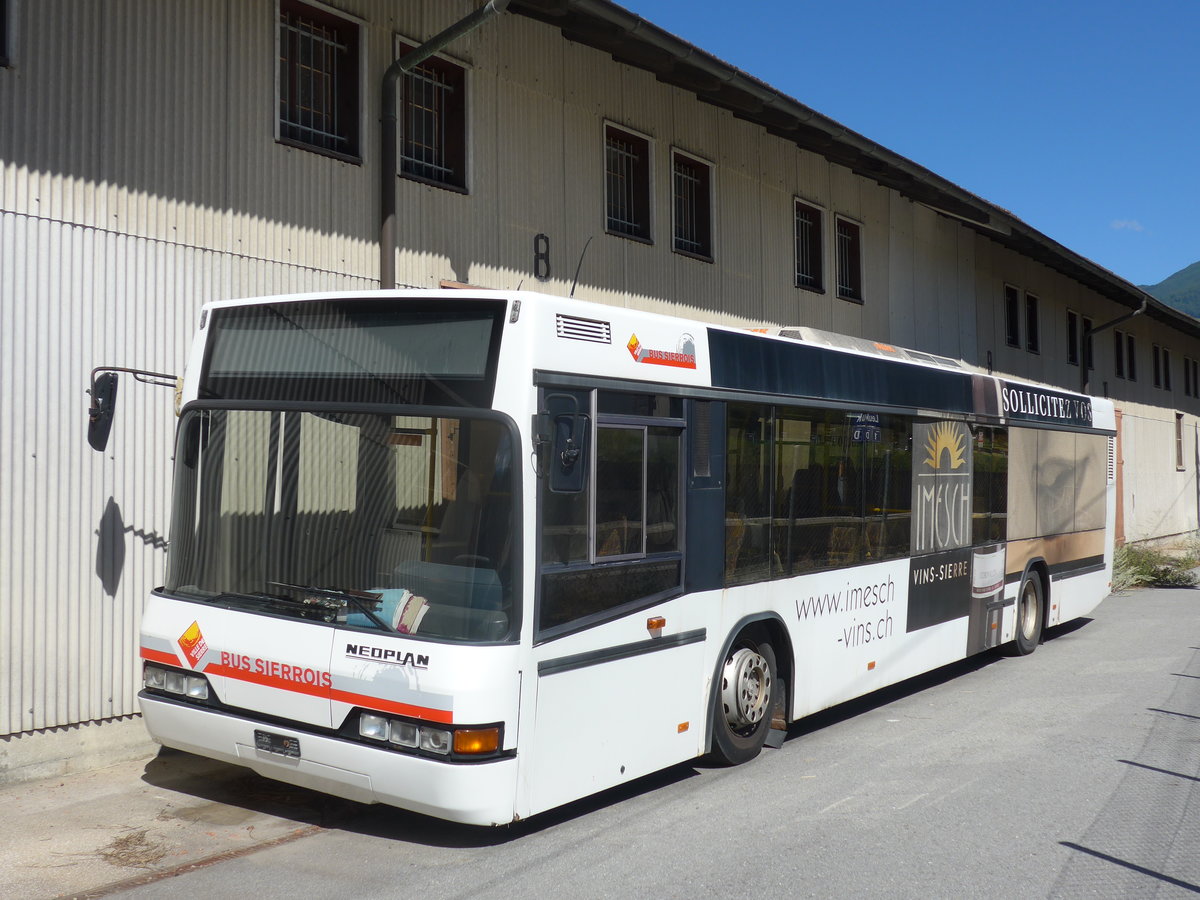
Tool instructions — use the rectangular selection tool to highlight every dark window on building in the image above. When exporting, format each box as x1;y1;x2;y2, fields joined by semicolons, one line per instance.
794;200;823;291
671;151;712;259
1;0;10;67
1083;316;1095;370
605;125;652;242
398;43;467;190
1154;344;1167;388
1114;330;1125;379
1025;293;1040;353
1163;347;1172;391
1004;285;1020;348
1067;310;1080;366
1186;358;1198;398
1127;333;1137;382
835;218;863;302
278;0;360;160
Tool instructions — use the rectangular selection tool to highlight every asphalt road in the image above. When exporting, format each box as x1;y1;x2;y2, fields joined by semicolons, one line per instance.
21;586;1200;899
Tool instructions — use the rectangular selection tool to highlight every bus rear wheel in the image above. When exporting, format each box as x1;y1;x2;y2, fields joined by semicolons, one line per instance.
1013;572;1044;655
710;632;777;766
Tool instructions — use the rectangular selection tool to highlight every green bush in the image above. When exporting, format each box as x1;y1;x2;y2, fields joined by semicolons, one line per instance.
1112;543;1198;591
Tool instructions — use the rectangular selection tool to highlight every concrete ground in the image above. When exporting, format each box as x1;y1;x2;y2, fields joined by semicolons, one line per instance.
0;746;353;900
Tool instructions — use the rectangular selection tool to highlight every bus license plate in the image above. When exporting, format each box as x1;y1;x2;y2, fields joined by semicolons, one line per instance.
255;729;301;759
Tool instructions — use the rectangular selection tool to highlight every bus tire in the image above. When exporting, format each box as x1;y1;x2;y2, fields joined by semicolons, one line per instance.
710;632;777;766
1013;572;1044;655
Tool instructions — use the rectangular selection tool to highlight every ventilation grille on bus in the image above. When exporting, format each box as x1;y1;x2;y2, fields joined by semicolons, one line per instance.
1108;436;1116;483
556;314;612;344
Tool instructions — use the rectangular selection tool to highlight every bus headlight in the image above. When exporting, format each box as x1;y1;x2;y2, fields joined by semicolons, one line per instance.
143;663;209;701
358;713;389;741
419;728;451;755
356;712;500;758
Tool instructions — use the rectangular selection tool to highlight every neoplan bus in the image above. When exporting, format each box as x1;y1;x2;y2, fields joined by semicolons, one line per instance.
109;289;1114;825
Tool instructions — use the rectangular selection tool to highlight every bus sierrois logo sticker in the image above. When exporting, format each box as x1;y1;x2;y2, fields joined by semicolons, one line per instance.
627;333;697;369
177;621;209;669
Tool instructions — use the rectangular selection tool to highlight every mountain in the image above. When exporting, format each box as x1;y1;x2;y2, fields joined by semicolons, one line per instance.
1141;261;1200;318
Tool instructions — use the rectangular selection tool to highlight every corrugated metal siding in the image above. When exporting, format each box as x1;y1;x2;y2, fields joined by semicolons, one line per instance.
0;208;376;738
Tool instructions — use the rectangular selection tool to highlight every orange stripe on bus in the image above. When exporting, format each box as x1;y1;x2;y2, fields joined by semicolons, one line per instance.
330;689;453;724
202;663;454;724
140;647;183;667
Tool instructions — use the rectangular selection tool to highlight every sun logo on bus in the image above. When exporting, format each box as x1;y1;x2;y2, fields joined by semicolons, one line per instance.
924;422;967;470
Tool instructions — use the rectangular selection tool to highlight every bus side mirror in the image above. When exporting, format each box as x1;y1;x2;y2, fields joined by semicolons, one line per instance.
88;372;119;452
538;393;589;493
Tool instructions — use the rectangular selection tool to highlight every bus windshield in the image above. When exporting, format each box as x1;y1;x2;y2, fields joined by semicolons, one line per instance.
164;408;517;643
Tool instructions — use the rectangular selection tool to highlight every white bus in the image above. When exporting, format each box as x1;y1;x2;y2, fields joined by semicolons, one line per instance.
122;289;1114;825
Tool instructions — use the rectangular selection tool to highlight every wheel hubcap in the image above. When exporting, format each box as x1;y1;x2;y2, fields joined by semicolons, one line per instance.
721;648;771;730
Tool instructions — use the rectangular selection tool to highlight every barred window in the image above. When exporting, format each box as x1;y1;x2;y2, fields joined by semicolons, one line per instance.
605;125;652;242
278;0;360;160
672;151;712;259
399;44;467;190
794;201;823;291
835;217;863;302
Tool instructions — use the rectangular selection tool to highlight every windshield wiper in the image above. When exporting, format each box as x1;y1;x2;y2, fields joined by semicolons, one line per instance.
267;582;391;630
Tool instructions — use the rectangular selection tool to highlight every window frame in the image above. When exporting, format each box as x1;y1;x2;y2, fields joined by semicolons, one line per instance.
1114;329;1126;379
1127;333;1137;382
604;122;654;244
276;0;364;163
670;148;713;261
794;198;825;293
835;215;864;303
1177;413;1186;471
395;37;470;192
536;387;685;640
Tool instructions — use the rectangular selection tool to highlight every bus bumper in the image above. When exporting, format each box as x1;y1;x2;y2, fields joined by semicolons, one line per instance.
140;694;519;826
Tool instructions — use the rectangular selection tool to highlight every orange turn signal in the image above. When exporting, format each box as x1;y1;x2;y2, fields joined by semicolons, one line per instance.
453;727;500;755
647;616;666;631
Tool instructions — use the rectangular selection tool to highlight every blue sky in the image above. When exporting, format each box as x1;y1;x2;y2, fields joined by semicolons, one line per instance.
620;0;1199;287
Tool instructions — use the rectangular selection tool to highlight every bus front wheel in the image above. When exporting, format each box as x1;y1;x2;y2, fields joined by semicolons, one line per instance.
710;632;777;766
1013;573;1044;655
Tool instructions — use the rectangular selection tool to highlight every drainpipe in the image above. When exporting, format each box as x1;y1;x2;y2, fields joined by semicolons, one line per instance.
1080;297;1148;395
380;0;510;289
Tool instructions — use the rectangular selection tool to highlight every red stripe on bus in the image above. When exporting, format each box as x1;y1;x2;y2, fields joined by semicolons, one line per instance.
203;663;454;724
204;663;330;699
140;647;183;667
330;689;453;725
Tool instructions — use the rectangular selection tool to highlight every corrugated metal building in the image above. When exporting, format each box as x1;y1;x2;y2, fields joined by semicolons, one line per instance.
2;0;1197;779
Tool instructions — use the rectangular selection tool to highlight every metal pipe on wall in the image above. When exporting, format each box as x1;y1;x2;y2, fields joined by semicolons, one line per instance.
380;0;510;289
